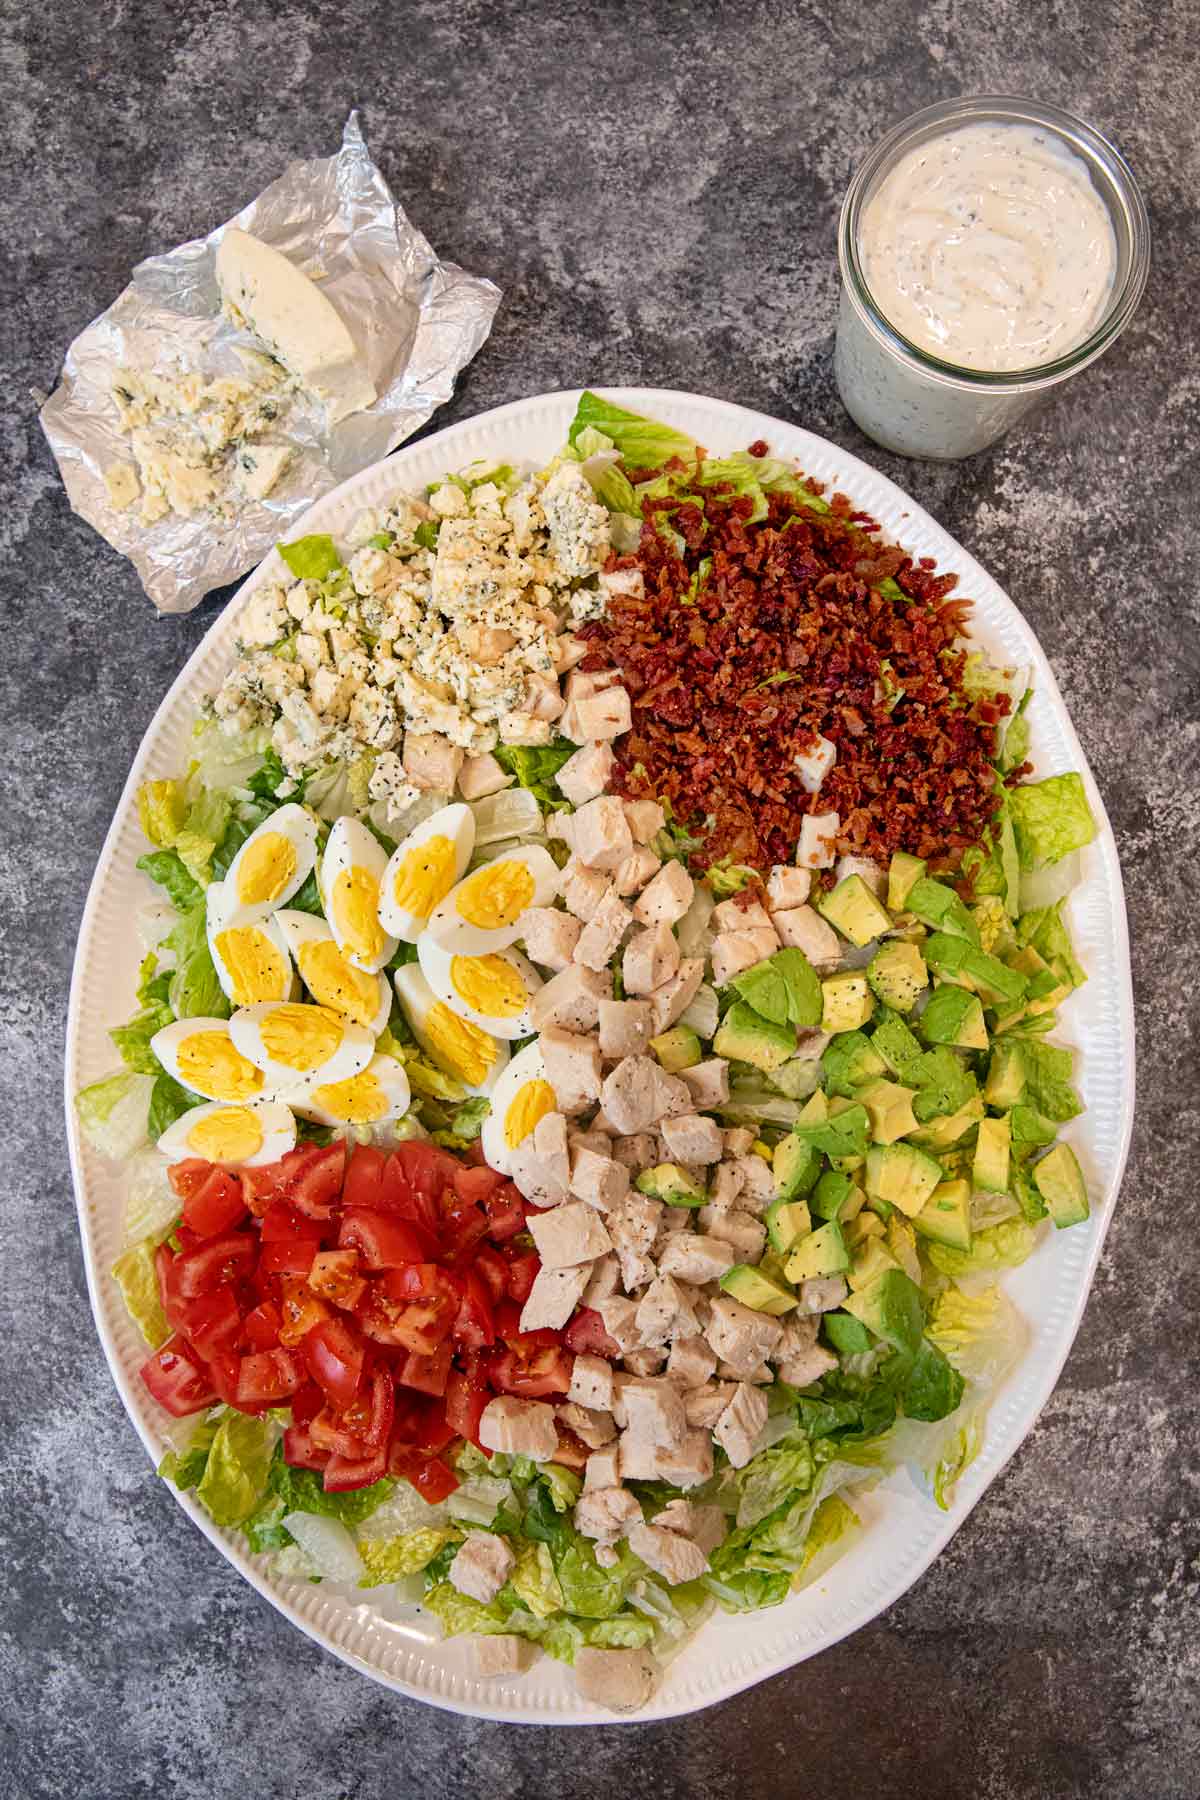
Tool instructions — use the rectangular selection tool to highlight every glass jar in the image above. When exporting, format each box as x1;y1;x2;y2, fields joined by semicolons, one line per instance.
834;95;1151;460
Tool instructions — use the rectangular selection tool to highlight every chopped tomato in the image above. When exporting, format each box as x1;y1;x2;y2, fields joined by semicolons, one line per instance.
338;1207;431;1271
260;1201;326;1243
388;1446;459;1503
397;1343;453;1396
323;1444;388;1492
564;1307;620;1359
361;1293;454;1356
307;1248;367;1310
155;1243;189;1333
239;1163;285;1215
241;1299;283;1350
278;1276;332;1348
258;1237;319;1279
236;1347;304;1407
393;1393;456;1454
452;1163;506;1205
166;1161;212;1201
482;1180;526;1242
383;1262;462;1308
503;1249;541;1304
282;1421;329;1471
140;1337;216;1416
174;1232;257;1299
378;1150;440;1237
472;1245;508;1304
453;1267;495;1349
179;1166;247;1240
302;1316;365;1410
289;1380;324;1426
310;1406;369;1459
441;1200;489;1262
206;1347;245;1409
179;1286;243;1359
342;1143;387;1210
354;1368;396;1450
288;1143;347;1218
445;1369;490;1448
488;1340;573;1399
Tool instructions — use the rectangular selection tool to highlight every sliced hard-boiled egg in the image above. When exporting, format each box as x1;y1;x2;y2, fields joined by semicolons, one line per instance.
222;803;318;921
275;908;391;1034
378;802;475;942
151;1017;269;1104
157;1098;297;1167
206;882;295;1007
417;936;542;1040
289;1054;412;1129
228;1000;375;1088
321;815;398;973
394;964;508;1097
425;845;560;955
480;1041;558;1176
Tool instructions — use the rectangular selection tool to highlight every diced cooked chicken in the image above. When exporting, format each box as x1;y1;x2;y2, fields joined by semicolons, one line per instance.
584;1443;621;1490
771;1312;841;1386
403;731;464;791
713;1381;770;1468
614;1373;686;1444
665;1331;718;1389
721;1126;756;1157
528;1201;612;1268
648;958;705;1033
622;922;681;996
574;1485;643;1543
573;1646;658;1713
574;890;633;972
556;741;615;806
623;799;666;843
835;853;886;897
711;927;781;987
660;1113;723;1165
570;1124;613;1156
794;1274;849;1315
656;1231;734;1284
598;997;656;1059
793;734;837;794
546;810;576;852
765;863;813;911
605;1191;663;1291
470;1633;534;1677
733;1153;777;1212
449;1531;515;1605
560;860;612;922
699;1206;767;1262
705;1294;784;1375
520;907;582;971
717;1357;773;1384
772;903;841;967
632;858;695;927
796;809;840;870
601;1056;692;1134
457;752;512;801
622;1346;667;1376
539;1024;603;1115
479;1395;560;1460
654;1499;726;1557
519;1263;591;1333
684;1380;736;1429
627;1520;709;1585
557;1401;617;1448
531;964;610;1033
582;1252;622;1307
793;1028;832;1063
611;1131;658;1170
568;1352;616;1412
679;1058;730;1109
570;1146;631;1213
564;667;620;706
634;1274;700;1348
568;685;632;743
553;632;589;673
612;846;661;897
656;1429;715;1488
707;1161;745;1209
713;897;775;934
596;1295;641;1353
571;795;634;870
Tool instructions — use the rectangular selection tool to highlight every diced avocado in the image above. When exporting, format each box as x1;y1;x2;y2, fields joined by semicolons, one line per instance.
635;1163;706;1207
843;1267;925;1355
973;1115;1011;1194
1011;1165;1049;1223
649;1024;702;1072
768;1057;823;1100
828;1153;865;1175
872;1008;926;1082
887;850;926;912
1033;1142;1089;1227
844;1210;884;1249
822;1310;873;1356
864;1142;943;1215
810;1169;854;1220
902;1338;965;1421
924;934;1028;1008
713;1000;795;1073
867;940;928;1014
783;1219;850;1283
773;1131;820;1202
910;1178;972;1251
920;985;989;1051
847;1238;899;1291
798;1090;828;1125
794;1100;870;1160
821;971;875;1034
907;877;979;944
886;1213;922;1283
821;1030;886;1097
984;1039;1027;1108
859;1079;920;1144
908;1092;985;1150
765;1196;812;1253
720;1263;797;1315
817;874;893;948
1007;947;1072;1017
837;1182;866;1222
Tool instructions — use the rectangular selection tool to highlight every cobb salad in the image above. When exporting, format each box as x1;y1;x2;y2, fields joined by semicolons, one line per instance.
78;392;1100;1713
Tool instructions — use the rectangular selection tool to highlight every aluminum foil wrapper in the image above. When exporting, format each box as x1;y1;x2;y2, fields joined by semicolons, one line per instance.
39;114;501;613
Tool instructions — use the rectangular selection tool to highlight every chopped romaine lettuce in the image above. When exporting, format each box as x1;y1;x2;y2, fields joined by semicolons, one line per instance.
110;1239;169;1348
277;533;343;580
1008;773;1097;870
567;391;699;470
75;1070;154;1160
357;1528;461;1587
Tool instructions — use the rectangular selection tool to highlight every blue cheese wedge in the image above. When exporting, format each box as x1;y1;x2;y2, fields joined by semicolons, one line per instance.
215;229;376;425
235;442;293;501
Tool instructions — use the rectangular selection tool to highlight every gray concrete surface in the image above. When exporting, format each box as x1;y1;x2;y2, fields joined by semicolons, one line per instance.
2;1;1197;1795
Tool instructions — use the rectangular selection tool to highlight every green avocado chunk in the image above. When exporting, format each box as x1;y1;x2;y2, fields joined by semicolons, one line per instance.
872;1007;926;1081
784;1219;850;1283
973;1115;1011;1194
906;877;980;944
649;1025;702;1071
867;939;928;1014
924;933;1029;1007
910;1178;973;1251
1032;1141;1089;1227
820;971;875;1034
821;1030;886;1097
720;1263;798;1315
635;1163;706;1207
765;1196;812;1254
774;1132;821;1202
887;850;927;913
864;1142;943;1216
920;985;990;1051
817;874;893;948
821;1309;873;1356
842;1267;925;1356
713;1000;795;1072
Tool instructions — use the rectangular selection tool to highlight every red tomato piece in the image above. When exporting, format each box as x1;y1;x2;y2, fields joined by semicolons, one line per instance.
206;1347;245;1409
327;1368;395;1452
488;1341;573;1400
388;1142;455;1234
310;1406;369;1459
382;1263;462;1308
260;1201;326;1243
445;1369;490;1448
338;1207;431;1271
307;1249;367;1310
393;1394;457;1454
258;1238;319;1279
282;1422;330;1471
166;1161;211;1201
236;1347;304;1407
472;1245;508;1304
179;1286;243;1359
174;1233;257;1299
179;1166;247;1240
288;1142;347;1218
360;1295;454;1356
503;1249;541;1305
242;1299;283;1350
452;1163;506;1205
441;1201;489;1262
563;1307;620;1359
302;1316;366;1411
289;1380;325;1426
397;1343;453;1396
278;1276;332;1348
323;1444;388;1492
389;1447;459;1503
453;1267;495;1350
482;1180;527;1243
155;1243;189;1334
342;1142;387;1210
139;1337;216;1416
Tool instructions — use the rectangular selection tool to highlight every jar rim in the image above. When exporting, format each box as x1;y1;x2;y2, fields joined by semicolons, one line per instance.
837;95;1152;393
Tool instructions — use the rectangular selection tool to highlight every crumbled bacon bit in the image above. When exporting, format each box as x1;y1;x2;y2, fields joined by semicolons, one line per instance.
579;473;1007;873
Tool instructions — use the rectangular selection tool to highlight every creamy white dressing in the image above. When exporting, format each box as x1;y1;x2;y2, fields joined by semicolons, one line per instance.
857;123;1117;373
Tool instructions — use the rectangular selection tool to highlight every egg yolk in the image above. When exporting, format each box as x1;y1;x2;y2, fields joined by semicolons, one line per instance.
236;832;297;907
186;1107;264;1164
503;1078;557;1150
297;940;381;1028
424;1003;498;1087
451;953;527;1019
454;860;535;930
393;834;457;919
333;866;386;963
259;1003;345;1072
310;1070;390;1124
176;1031;264;1101
214;926;290;1006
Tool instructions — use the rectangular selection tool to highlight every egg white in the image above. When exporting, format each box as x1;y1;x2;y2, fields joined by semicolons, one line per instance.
151;1016;271;1104
157;1098;297;1168
222;803;318;922
321;815;399;973
206;882;296;1007
379;802;475;942
417;936;541;1039
479;1041;559;1176
425;845;560;955
275;907;392;1034
393;963;509;1098
228;1000;376;1088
